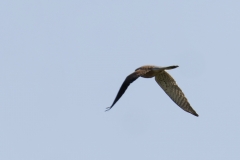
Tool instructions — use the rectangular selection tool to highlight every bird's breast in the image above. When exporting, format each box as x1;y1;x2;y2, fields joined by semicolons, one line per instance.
141;71;156;78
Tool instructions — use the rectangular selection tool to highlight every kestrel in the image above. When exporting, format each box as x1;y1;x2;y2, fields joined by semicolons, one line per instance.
106;65;198;117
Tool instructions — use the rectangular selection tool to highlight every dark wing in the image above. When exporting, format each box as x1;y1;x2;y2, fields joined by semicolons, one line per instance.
155;71;199;117
106;70;147;111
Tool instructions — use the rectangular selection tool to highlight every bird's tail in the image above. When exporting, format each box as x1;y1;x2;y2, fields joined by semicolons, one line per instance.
152;65;179;72
163;65;179;70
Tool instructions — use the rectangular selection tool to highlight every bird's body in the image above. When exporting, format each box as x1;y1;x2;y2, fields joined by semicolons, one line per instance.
106;65;199;117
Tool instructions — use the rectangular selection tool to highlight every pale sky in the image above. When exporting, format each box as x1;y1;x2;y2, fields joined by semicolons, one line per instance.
0;1;240;160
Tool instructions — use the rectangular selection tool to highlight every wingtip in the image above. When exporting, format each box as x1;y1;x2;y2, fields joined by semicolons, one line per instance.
105;107;111;112
193;113;199;117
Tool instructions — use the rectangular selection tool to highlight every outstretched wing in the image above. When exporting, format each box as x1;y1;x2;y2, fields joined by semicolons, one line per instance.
155;71;199;117
106;70;149;111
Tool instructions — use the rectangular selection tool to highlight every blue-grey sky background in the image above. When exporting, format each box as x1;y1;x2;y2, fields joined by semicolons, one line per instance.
1;1;240;159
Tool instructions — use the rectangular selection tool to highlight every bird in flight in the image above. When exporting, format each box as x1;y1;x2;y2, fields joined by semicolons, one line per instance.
106;65;198;117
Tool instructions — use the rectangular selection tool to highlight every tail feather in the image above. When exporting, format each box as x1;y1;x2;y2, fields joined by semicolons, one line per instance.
164;65;179;70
